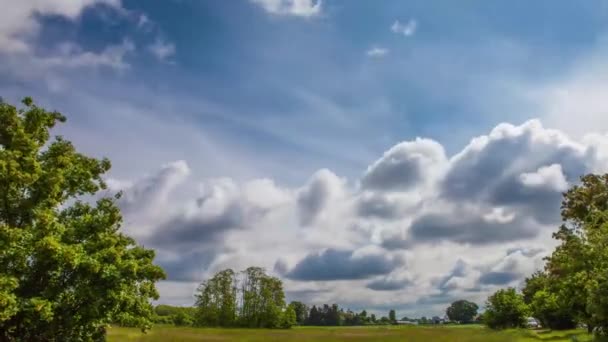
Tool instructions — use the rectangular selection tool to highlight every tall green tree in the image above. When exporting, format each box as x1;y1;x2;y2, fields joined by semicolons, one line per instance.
543;174;608;333
522;271;576;330
288;301;308;325
0;98;165;341
388;309;396;323
280;303;297;329
483;288;529;330
446;300;478;323
195;267;290;328
195;269;237;327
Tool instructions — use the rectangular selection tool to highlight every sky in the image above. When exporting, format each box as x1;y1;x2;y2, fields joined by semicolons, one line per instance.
2;0;608;318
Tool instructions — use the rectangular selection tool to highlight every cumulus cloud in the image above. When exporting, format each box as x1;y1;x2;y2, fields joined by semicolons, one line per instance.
519;164;568;191
0;0;138;72
0;0;121;53
296;169;344;226
251;0;322;17
408;210;539;245
104;119;608;314
286;248;402;281
366;272;413;291
111;160;191;224
391;19;417;37
361;138;446;191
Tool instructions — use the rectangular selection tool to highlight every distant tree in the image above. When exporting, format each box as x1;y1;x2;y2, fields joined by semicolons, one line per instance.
327;304;342;326
280;304;297;329
173;311;194;326
154;305;196;326
389;309;396;323
446;300;479;323
379;316;390;324
370;314;377;323
195;267;289;328
308;305;321;325
288;301;308;325
258;274;286;328
359;310;368;324
419;316;428;324
483;288;529;329
0;98;165;341
195;269;237;327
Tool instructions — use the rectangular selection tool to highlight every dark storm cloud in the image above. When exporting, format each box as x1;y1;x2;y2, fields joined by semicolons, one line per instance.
148;201;245;248
478;271;519;285
156;249;219;282
408;212;538;244
286;249;401;281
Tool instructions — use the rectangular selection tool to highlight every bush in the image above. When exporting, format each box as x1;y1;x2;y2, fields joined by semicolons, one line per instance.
484;288;529;330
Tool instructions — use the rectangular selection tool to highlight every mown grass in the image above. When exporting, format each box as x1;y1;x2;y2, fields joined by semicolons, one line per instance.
107;325;595;341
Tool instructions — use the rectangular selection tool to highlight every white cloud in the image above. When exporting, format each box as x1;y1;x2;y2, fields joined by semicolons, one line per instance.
148;37;176;62
366;47;389;57
103;118;608;314
0;0;121;53
391;19;417;37
520;164;568;191
251;0;322;17
0;0;141;76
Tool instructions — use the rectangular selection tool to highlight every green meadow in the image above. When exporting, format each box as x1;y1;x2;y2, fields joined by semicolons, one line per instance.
108;325;594;342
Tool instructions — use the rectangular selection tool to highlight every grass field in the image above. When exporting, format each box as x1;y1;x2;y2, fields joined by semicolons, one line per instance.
108;325;595;341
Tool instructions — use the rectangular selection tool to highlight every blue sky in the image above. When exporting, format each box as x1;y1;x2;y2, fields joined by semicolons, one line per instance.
3;0;608;317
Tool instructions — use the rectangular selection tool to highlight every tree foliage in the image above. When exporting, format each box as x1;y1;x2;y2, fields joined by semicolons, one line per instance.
543;174;608;333
522;271;576;330
288;301;308;325
153;305;196;326
446;300;479;323
389;309;396;323
483;288;529;330
195;267;292;328
0;98;165;341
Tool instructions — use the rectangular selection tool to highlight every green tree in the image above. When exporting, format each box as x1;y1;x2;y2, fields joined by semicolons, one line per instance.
388;309;396;323
195;267;290;328
288;301;308;325
172;311;194;326
522;272;576;330
483;288;529;330
280;304;297;328
543;174;608;333
195;269;237;327
446;300;479;323
0;98;165;341
370;313;376;324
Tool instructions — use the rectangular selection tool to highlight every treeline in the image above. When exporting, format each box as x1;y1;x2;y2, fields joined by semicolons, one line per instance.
288;303;396;326
482;174;608;336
